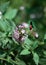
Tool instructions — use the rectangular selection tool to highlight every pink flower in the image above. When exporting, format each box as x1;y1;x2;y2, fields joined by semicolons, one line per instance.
13;30;20;40
18;25;24;28
21;36;26;42
13;23;29;43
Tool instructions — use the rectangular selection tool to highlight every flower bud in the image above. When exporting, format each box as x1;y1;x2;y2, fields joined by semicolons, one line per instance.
19;6;25;11
0;11;2;15
18;25;24;28
21;36;25;42
21;29;25;34
0;11;2;19
35;33;39;38
13;30;20;40
30;25;32;30
22;22;29;28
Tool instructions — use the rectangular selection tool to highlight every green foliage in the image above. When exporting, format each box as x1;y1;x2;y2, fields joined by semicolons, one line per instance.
0;19;10;31
33;52;39;65
0;0;46;65
4;8;18;20
20;49;31;55
0;1;10;13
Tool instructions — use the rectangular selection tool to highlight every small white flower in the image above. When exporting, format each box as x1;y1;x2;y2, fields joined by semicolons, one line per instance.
18;25;24;28
21;29;25;34
0;11;2;19
22;22;29;28
35;33;39;38
0;11;2;15
30;14;36;19
21;36;25;42
19;6;25;10
13;30;19;40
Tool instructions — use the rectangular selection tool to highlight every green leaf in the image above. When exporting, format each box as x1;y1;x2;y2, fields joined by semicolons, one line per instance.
2;38;9;47
32;41;38;49
0;53;6;58
24;38;33;45
39;58;46;65
44;34;46;39
6;56;26;65
0;56;16;65
44;34;46;42
0;19;11;31
15;58;26;65
4;9;18;20
43;51;46;56
20;49;30;55
0;32;6;38
24;38;33;49
0;19;8;31
0;1;10;13
33;52;39;65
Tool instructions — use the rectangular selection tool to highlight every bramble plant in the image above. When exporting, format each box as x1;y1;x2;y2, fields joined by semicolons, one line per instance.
0;0;46;65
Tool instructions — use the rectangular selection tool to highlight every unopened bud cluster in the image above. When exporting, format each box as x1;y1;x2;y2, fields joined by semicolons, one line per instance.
13;22;29;42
